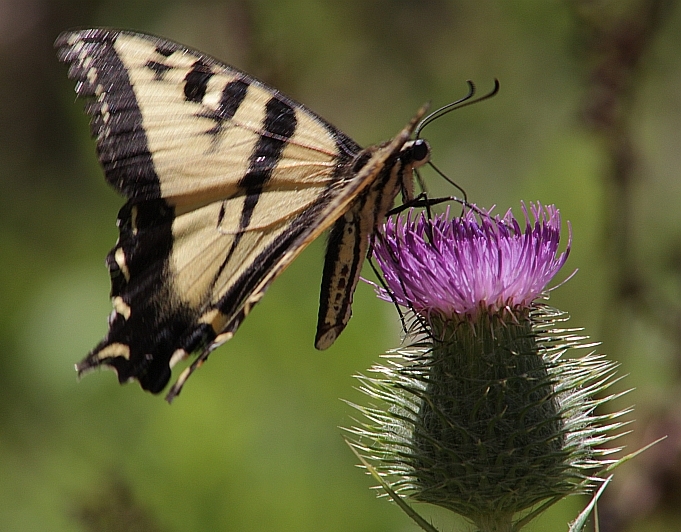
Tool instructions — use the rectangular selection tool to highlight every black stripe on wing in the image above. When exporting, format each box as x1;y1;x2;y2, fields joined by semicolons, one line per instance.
55;30;163;200
215;192;331;321
238;98;298;220
212;97;298;293
183;59;213;102
78;199;214;394
201;79;250;136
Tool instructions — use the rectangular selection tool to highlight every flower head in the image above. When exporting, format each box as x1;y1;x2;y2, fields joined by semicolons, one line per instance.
347;202;629;532
372;202;570;320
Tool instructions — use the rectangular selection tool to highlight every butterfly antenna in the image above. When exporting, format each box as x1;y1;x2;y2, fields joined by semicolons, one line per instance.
415;80;475;138
411;79;500;217
415;78;500;139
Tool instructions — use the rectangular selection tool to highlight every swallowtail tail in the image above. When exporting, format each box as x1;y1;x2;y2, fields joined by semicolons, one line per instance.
56;29;431;401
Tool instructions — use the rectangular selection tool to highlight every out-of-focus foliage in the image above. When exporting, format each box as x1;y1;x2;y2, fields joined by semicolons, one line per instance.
0;1;679;531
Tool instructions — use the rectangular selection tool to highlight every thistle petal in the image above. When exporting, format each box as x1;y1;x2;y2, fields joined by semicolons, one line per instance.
371;203;570;319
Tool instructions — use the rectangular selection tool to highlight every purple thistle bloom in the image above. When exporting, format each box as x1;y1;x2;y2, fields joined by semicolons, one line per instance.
372;202;571;320
349;201;630;532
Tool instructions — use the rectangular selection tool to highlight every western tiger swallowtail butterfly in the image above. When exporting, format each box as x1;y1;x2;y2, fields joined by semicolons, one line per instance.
56;28;432;401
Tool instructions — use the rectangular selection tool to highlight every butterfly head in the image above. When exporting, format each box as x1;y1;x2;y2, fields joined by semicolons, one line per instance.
401;139;431;168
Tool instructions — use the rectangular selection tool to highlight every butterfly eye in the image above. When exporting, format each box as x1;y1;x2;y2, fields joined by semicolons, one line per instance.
409;139;430;166
412;139;429;161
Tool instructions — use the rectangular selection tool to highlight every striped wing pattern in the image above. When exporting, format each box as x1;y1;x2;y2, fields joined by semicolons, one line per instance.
56;29;426;400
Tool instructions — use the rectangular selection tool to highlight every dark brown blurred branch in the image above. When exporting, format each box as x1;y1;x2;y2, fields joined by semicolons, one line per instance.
74;475;166;532
568;1;680;531
572;0;672;300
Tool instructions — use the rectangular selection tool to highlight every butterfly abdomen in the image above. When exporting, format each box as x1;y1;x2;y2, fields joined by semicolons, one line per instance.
315;137;430;349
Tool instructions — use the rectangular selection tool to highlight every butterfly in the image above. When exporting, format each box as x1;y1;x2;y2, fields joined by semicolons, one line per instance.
56;28;431;401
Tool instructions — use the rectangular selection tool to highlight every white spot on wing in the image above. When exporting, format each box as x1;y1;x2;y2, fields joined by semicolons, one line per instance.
202;88;221;108
101;101;110;123
87;67;97;85
114;247;130;282
95;342;131;361
112;296;131;320
169;349;188;369
213;331;233;347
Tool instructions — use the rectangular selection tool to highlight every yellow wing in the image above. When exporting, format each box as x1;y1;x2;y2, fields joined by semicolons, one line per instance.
57;29;427;400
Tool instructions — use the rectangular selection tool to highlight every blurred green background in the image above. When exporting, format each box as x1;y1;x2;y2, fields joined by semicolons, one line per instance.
1;0;680;530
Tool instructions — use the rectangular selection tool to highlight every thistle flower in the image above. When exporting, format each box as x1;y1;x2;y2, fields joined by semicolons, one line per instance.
372;203;568;321
347;203;629;532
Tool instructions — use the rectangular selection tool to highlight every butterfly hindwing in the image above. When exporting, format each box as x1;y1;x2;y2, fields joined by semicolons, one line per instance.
165;115;427;400
56;28;428;400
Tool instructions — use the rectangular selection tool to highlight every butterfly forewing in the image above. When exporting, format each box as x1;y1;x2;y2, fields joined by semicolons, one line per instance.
56;28;427;400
